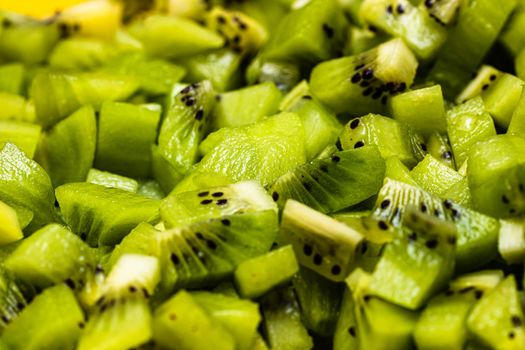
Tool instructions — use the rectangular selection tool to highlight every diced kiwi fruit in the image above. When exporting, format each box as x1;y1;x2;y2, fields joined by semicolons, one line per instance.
280;200;365;282
426;132;455;169
35;105;97;187
360;0;447;59
310;38;418;115
128;15;224;59
48;37;121;71
160;181;276;228
0;143;56;233
0;93;34;122
137;180;164;200
410;154;464;197
192;291;262;350
345;25;390;56
0;63;24;95
55;182;160;246
333;287;359;350
153;290;236;350
508;87;525;136
261;286;314;350
339;114;426;167
384;156;418;186
421;0;461;26
0;201;23;246
31;71;139;127
0;120;41;159
498;219;525;265
269;146;385;214
456;65;502;104
428;0;517;98
213;82;282;129
2;284;84;350
481;73;524;129
293;265;343;336
234;245;298;299
246;55;301;93
157;81;216;182
0;267;27;332
107;222;159;270
372;179;500;271
150;144;185;194
95;101;161;179
468;135;525;218
87;168;139;193
388;84;447;135
500;4;525;56
5;223;94;288
467;275;525;349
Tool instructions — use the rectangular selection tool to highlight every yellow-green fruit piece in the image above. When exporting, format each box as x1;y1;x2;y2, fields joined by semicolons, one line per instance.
0;200;23;246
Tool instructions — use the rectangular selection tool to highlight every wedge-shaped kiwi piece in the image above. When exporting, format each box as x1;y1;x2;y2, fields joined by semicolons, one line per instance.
333;287;359;350
87;169;139;193
311;38;417;115
153;290;236;350
410;154;464;197
2;284;84;350
160;181;277;228
422;0;461;26
55;182;160;247
280;200;365;282
35;105;97;187
0;267;27;332
481;73;524;129
0;201;23;245
0;143;56;233
373;178;500;271
5;224;94;289
269;146;385;214
31;71;139;127
261;286;314;350
96;101;161;179
158;81;216;183
128;15;224;59
78;254;159;350
339;114;426;167
456;65;502;104
205;6;268;56
367;207;456;309
467;276;525;350
468;135;525;218
107;223;161;269
360;0;447;59
0;120;41;159
192;291;261;350
346;268;418;349
427;132;455;169
414;270;503;350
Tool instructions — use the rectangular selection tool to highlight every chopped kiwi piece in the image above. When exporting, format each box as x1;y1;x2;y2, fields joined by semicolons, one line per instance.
280;200;365;282
498;219;525;265
95;101;161;179
481;73;524;129
373;179;500;271
160;181;276;228
410;154;464;197
0;120;41;159
0;143;56;233
87;169;139;193
456;65;502;104
388;84;447;135
35;105;97;187
246;55;301;93
5;223;94;288
310;38;418;115
0;201;23;246
426;132;455;169
2;284;84;350
0;267;27;332
128;15;225;59
467;275;525;349
360;0;448;59
0;63;24;95
421;0;461;26
153;290;236;350
55;182;160;246
48;37;121;71
384;156;418;186
333;287;359;350
345;25;390;56
268;146;385;213
339;114;426;167
508;87;525;136
500;5;525;56
234;245;299;299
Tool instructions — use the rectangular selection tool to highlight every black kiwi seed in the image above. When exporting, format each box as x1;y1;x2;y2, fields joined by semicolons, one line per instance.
320;165;329;173
424;0;434;8
303;182;312;191
78;322;85;329
64;278;76;290
313;254;323;265
502;195;510;204
331;155;341;162
272;192;279;201
378;221;388;230
217;15;226;24
363;68;374;80
363;295;372;302
386;4;393;13
348;326;356;337
196;232;204;240
335;139;343;151
372;90;383;99
434;209;441;217
442;151;452;160
508;331;516;339
396;4;405;14
421;203;428;213
351;73;361;84
519;184;525;193
1;315;10;323
216;199;228;205
221;219;231;226
201;199;213;205
363;87;374;97
181;86;192;94
355;63;365;71
232;35;241;44
360;81;370;88
368;25;377;33
303;244;313;256
2;18;12;28
170;253;180;265
350;119;360;129
459;286;475;294
185;99;196;107
490;74;497;81
398;82;407;92
129;286;137;293
451;208;460;219
420;143;427;152
212;192;224;197
511;315;522;327
425;239;438;249
408;232;417;241
443;199;452;209
198;191;209;197
354;141;365;149
322;23;334;38
482;84;489;91
380;199;391;209
302;95;313;100
195;109;204;121
143;288;150;298
445;289;454;296
206;240;217;250
360;240;369;254
331;265;342;275
474;290;483;299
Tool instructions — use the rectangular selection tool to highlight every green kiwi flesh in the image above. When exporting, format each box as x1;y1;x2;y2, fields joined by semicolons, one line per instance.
86;168;139;193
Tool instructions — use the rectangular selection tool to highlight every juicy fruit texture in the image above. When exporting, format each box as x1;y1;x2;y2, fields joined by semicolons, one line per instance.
0;201;23;245
481;73;524;129
86;168;139;193
456;65;502;104
0;120;41;159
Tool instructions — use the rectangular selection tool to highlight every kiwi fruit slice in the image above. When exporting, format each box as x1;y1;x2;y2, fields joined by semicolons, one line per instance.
2;284;84;350
268;146;385;214
456;65;502;104
426;131;455;169
35;105;97;188
0;120;41;159
55;182;160;247
0;63;25;95
280;200;365;282
0;267;27;332
310;38;418;115
87;168;139;193
422;0;461;26
0;142;56;233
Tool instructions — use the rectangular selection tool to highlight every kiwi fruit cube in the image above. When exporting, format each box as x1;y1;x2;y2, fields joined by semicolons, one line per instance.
0;120;41;159
441;177;472;207
107;222;159;270
456;65;502;104
389;85;446;135
87;168;139;193
427;132;455;169
385;156;418;186
35;105;97;187
508;87;525;136
192;291;261;350
153;290;236;350
213;82;282;129
0;63;24;95
2;284;84;350
0;92;34;122
150;144;185;194
48;37;120;71
234;245;298;299
333;287;359;350
410;154;464;197
0;201;23;246
0;142;56;233
481;73;524;129
467;275;525;349
96;101;161;179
